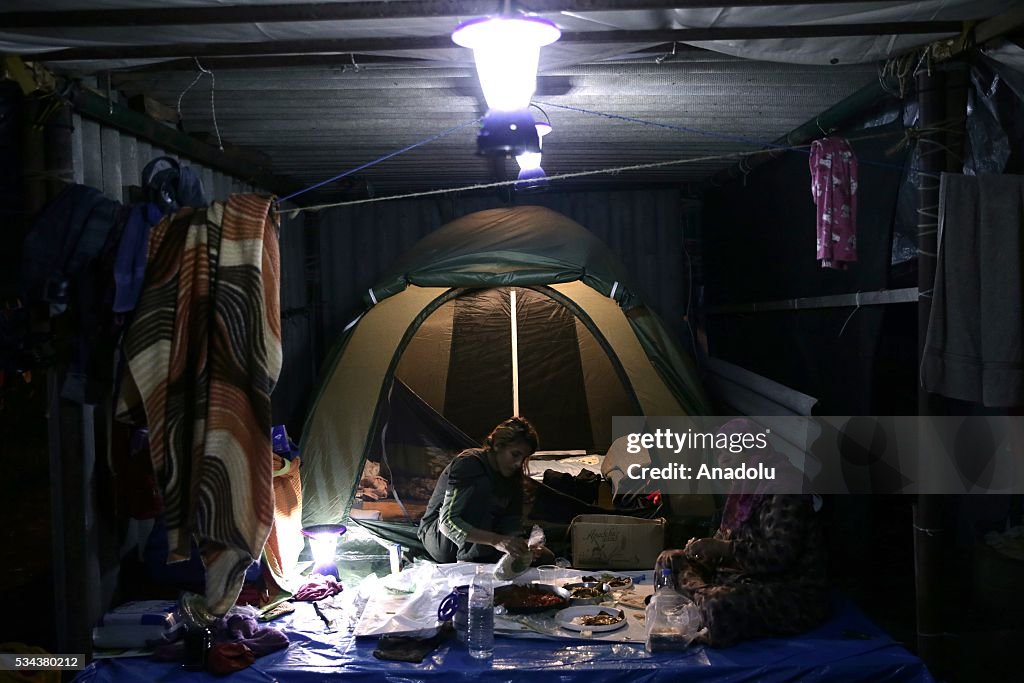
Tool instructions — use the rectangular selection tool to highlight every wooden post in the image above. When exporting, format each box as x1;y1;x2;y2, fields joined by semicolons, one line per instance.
914;65;946;678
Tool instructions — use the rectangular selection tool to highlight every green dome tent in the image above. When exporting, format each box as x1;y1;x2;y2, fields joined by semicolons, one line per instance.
300;206;709;536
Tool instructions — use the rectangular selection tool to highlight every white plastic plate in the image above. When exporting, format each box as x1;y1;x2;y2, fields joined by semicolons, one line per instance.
555;606;627;632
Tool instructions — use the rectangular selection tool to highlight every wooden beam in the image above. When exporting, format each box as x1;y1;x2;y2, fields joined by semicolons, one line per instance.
930;3;1024;62
39;22;964;62
0;0;924;29
974;2;1024;45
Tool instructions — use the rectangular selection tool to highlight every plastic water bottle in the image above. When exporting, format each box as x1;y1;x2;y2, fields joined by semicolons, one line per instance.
467;565;494;659
646;568;694;652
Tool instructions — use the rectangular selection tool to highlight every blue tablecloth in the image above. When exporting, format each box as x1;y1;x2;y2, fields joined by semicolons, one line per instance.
75;597;934;683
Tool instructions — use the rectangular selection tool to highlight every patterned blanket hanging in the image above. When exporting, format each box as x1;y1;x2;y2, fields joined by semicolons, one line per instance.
118;194;282;616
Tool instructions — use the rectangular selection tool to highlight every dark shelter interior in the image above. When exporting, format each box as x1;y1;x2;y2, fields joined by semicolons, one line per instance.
1;2;1024;682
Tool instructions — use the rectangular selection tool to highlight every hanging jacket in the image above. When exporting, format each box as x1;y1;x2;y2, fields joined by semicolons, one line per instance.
21;183;121;314
809;137;858;270
141;156;207;214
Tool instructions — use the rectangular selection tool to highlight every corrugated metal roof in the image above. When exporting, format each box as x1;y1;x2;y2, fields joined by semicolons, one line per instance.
12;0;1011;201
110;52;877;198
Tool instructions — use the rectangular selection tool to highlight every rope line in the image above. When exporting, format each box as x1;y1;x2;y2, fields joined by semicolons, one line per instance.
275;117;482;204
274;148;781;214
175;64;205;125
535;99;804;152
273;98;950;215
534;100;917;176
176;58;223;151
274;127;931;216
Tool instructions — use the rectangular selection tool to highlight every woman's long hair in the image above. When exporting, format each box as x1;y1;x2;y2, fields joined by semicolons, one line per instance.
484;416;539;477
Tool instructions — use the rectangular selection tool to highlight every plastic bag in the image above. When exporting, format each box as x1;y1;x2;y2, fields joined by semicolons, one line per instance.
494;525;546;581
644;589;705;652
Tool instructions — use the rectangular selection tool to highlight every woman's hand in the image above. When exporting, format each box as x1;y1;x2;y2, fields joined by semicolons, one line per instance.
684;538;732;567
494;535;529;558
530;545;556;565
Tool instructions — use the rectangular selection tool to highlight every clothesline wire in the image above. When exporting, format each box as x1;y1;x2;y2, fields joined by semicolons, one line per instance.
914;123;945;262
273;127;913;217
277;152;762;214
535;100;925;177
176;58;224;151
275;117;483;204
536;100;808;153
273;97;927;210
878;45;938;99
272;81;965;215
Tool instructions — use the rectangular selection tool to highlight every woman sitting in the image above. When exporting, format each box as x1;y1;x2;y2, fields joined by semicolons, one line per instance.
418;416;550;565
655;419;828;648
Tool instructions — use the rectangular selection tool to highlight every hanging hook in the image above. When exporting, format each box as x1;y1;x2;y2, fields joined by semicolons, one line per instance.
655;41;678;65
176;60;207;132
738;156;752;187
838;291;862;337
816;116;833;138
342;53;361;73
529;102;551;126
190;57;224;151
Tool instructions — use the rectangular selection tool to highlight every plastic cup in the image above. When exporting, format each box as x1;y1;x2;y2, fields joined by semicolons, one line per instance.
536;564;559;584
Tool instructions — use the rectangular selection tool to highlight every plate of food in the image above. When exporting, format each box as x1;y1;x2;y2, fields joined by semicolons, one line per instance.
602;575;634;590
614;591;648;611
581;574;634;590
563;582;607;605
555;606;628;632
494;583;570;614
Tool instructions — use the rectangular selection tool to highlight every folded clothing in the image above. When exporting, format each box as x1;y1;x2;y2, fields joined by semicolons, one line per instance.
293;574;343;602
208;642;256;675
94;600;178;648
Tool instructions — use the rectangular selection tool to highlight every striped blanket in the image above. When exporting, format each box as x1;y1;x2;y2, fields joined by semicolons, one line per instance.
118;194;282;616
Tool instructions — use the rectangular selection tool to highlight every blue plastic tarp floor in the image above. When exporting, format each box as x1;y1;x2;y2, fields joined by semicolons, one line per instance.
75;597;934;683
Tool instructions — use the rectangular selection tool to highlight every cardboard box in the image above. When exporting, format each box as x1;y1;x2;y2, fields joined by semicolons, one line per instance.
569;514;666;570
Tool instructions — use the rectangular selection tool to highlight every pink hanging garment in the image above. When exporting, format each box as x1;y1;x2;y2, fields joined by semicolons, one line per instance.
809;137;858;270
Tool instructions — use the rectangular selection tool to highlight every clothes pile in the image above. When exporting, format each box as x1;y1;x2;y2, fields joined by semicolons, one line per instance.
153;609;289;676
356;460;390;501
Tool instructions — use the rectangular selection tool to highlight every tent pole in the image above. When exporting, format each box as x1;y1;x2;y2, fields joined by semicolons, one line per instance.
510;288;520;416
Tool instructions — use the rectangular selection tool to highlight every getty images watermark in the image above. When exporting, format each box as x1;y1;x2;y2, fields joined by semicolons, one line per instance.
610;416;1024;495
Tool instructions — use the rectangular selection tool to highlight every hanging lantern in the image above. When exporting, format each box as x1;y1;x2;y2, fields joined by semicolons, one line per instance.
452;14;560;156
516;121;551;188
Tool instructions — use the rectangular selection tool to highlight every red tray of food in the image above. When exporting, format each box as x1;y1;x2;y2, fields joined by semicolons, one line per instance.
494;582;570;614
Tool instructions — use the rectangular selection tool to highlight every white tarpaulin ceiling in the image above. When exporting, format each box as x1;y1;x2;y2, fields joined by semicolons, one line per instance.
1;1;1017;68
